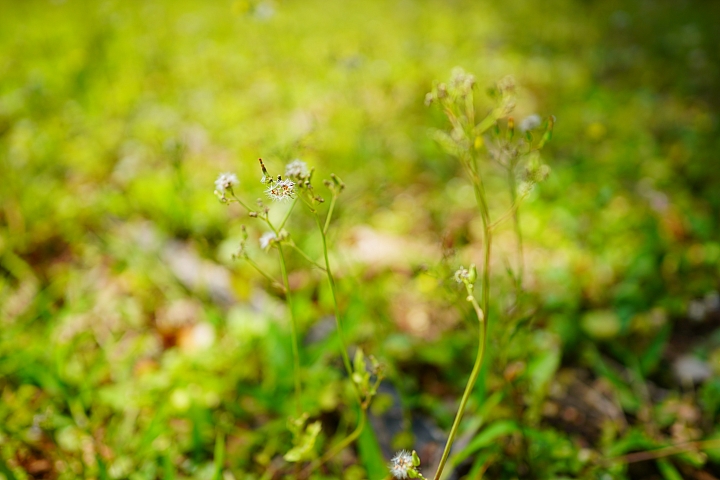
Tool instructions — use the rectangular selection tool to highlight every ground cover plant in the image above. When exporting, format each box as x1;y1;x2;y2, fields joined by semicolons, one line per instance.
2;0;720;479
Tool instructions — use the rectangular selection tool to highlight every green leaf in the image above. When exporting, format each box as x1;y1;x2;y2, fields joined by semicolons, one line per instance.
639;322;671;375
96;453;109;480
284;421;321;463
453;420;519;465
358;422;386;480
0;457;18;480
162;453;176;480
656;459;683;480
213;432;225;480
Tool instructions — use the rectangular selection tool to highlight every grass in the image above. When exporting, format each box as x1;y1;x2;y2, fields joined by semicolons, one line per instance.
1;0;720;478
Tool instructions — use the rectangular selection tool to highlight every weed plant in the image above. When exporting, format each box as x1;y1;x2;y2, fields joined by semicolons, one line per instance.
216;158;383;477
418;69;552;480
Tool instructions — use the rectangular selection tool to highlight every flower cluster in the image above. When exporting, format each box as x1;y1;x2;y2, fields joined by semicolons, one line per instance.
389;450;424;479
284;159;310;180
453;264;476;285
265;178;296;202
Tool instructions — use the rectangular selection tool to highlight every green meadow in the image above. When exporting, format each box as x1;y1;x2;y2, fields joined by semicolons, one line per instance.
1;1;720;478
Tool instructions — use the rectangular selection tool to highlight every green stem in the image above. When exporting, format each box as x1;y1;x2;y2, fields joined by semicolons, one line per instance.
507;164;523;287
301;205;367;478
278;197;299;231
245;256;285;293
288;242;326;271
229;191;253;213
323;195;337;235
608;438;720;465
277;243;301;416
314;213;355;394
433;291;487;480
434;154;492;480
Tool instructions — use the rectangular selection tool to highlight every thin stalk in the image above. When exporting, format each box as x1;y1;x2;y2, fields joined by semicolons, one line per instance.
277;243;301;416
288;242;326;271
229;191;253;213
314;213;356;395
433;291;487;480
278;197;299;231
507;164;523;287
245;256;286;293
488;198;523;231
301;202;366;478
323;195;337;235
434;154;492;480
608;438;720;465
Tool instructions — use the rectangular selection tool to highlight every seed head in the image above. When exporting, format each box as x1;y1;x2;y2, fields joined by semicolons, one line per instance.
454;266;470;283
265;179;295;202
519;114;542;133
259;231;277;250
389;450;414;479
284;159;310;180
215;172;239;194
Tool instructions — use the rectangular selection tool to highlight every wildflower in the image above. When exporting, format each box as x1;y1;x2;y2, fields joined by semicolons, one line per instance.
454;266;470;283
265;179;295;202
259;231;277;250
284;159;309;180
519;114;542;133
389;450;414;479
215;172;239;194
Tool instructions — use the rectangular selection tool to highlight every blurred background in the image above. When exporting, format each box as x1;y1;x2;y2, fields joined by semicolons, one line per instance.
1;0;720;478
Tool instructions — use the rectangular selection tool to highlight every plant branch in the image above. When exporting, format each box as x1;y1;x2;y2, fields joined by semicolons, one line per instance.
245;256;286;293
607;439;720;465
277;243;302;416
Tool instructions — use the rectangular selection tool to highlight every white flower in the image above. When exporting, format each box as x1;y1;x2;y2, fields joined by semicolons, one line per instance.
454;266;470;283
389;450;414;479
519;114;542;133
215;172;239;193
284;159;309;180
265;179;295;202
259;232;277;250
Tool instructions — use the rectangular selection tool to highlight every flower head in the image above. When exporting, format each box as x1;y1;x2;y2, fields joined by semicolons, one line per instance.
215;172;239;193
389;450;414;479
284;159;310;180
259;231;277;250
519;114;542;133
454;266;470;283
265;179;295;202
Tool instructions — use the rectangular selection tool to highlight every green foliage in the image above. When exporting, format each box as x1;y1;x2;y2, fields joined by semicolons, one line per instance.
1;0;720;479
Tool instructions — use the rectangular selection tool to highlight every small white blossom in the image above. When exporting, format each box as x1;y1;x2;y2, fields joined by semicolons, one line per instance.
389;450;414;479
284;159;309;180
265;179;295;202
259;232;277;250
519;114;542;133
454;266;470;283
215;172;239;194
